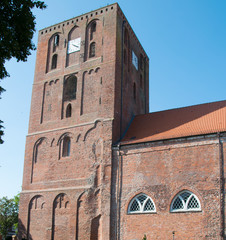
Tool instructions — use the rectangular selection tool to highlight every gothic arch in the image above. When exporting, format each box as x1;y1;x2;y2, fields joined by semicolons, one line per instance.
80;68;101;115
31;137;48;183
76;191;89;240
46;32;61;73
52;193;71;240
27;195;45;240
57;132;73;159
84;19;101;61
41;79;60;123
66;25;81;66
68;25;79;41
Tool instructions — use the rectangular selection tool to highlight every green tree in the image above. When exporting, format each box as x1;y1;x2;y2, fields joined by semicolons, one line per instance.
0;194;20;239
0;0;47;144
142;234;147;240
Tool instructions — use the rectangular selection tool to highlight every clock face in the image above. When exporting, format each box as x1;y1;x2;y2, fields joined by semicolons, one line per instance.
67;38;81;54
132;51;138;70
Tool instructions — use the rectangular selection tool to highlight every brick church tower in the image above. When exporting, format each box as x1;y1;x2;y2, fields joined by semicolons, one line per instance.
18;3;149;239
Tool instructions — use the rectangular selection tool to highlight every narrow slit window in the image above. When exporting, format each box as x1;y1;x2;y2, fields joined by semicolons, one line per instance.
89;42;96;58
54;34;59;46
90;22;96;40
51;54;58;69
66;104;72;118
62;136;71;157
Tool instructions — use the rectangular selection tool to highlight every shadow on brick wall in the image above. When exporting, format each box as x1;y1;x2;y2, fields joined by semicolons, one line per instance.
18;218;32;240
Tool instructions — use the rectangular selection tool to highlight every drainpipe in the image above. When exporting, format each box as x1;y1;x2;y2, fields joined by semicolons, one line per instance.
218;132;225;239
115;143;123;240
144;57;147;114
120;20;126;139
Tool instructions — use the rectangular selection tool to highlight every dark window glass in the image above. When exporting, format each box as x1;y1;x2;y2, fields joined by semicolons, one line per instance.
62;136;70;157
90;22;96;40
89;42;96;58
64;76;77;100
66;104;72;118
51;54;57;69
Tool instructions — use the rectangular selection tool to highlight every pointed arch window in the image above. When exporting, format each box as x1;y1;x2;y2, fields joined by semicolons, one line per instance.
90;22;96;40
62;136;71;157
170;190;201;212
128;193;156;214
54;34;59;47
66;104;72;118
51;54;58;69
89;42;96;58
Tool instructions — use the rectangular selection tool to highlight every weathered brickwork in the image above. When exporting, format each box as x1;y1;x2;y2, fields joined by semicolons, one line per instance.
19;3;225;240
111;135;226;239
19;3;149;240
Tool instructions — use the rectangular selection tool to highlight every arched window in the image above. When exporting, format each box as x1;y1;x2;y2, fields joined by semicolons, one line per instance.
170;190;201;212
66;104;72;118
54;34;59;47
90;22;96;40
63;75;77;101
62;136;70;157
128;193;156;214
51;54;58;69
89;42;96;58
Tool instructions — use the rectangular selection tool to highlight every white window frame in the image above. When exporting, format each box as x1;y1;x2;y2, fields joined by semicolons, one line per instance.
128;193;156;214
170;190;201;213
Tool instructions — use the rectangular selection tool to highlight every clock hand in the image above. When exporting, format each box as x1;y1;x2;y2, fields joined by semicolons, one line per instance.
72;44;79;47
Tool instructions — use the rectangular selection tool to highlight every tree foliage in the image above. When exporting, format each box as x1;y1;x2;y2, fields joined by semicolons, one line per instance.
0;0;46;144
142;234;147;240
0;194;19;239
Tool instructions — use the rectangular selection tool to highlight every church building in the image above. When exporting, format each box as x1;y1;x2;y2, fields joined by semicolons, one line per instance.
18;3;226;240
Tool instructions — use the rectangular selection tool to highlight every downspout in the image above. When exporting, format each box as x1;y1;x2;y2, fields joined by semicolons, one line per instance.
144;57;147;113
120;20;126;139
218;132;225;239
115;143;123;240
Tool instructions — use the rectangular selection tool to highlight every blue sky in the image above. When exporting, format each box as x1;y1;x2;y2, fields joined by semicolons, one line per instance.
0;0;225;198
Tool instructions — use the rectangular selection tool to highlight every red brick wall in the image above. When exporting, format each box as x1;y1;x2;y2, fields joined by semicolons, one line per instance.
111;135;225;240
19;3;149;240
19;4;120;239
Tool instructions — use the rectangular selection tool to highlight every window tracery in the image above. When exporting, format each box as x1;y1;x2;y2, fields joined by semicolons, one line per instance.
170;190;201;212
128;193;156;214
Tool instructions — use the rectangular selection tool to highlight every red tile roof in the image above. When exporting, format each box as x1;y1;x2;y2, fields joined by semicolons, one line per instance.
121;100;226;145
